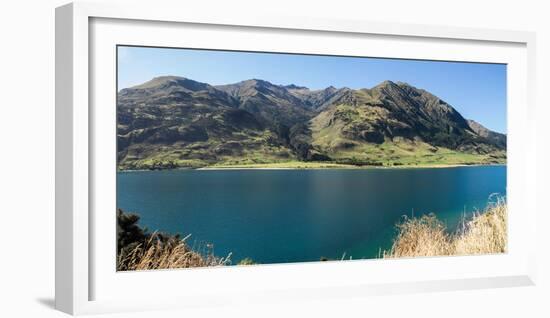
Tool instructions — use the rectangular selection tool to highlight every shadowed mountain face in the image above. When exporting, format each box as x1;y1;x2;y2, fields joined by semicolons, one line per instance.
117;76;506;169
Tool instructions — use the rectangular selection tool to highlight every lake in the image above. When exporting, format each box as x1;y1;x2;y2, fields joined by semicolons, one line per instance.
117;165;506;264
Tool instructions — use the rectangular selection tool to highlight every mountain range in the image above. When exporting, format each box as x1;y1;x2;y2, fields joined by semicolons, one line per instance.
117;76;506;169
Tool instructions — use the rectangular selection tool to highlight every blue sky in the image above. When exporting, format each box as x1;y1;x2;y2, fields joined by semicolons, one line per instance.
118;46;507;133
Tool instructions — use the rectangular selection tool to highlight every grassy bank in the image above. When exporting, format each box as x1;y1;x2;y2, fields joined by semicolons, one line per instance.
119;160;506;171
382;198;507;258
118;139;505;171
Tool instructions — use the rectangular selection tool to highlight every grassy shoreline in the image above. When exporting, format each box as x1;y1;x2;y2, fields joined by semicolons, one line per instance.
199;162;505;170
118;162;506;172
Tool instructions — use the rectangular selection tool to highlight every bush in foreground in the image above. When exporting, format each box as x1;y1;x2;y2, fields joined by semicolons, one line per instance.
117;209;231;271
383;197;507;258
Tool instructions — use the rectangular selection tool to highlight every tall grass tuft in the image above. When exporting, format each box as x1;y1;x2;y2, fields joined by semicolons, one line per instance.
383;197;507;258
454;197;507;255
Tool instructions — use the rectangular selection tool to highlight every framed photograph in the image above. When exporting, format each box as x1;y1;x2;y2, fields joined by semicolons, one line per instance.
56;2;537;315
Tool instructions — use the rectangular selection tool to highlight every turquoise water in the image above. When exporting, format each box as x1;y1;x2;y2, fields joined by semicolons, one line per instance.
117;166;506;264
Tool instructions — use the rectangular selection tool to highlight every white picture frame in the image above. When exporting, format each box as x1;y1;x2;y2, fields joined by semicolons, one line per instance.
55;1;537;315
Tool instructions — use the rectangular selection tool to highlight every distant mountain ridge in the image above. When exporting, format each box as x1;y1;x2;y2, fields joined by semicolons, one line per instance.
117;76;506;169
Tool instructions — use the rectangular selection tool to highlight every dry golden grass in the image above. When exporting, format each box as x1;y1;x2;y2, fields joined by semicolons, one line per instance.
454;201;507;255
117;233;232;271
383;198;507;258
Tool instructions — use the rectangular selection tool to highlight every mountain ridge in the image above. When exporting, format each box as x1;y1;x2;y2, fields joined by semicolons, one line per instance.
117;75;506;170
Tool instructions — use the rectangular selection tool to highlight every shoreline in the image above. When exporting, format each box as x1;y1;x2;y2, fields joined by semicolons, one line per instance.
118;162;506;172
198;163;505;171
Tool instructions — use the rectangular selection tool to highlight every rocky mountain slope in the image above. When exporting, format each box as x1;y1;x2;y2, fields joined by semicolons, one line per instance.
117;76;506;169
